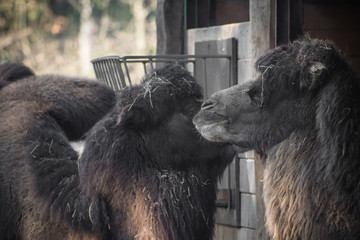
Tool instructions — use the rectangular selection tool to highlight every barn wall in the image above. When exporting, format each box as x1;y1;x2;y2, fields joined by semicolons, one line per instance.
187;22;253;85
187;22;256;240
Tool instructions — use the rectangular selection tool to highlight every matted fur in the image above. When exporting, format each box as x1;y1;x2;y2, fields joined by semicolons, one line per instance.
193;38;360;239
0;64;116;239
0;64;234;239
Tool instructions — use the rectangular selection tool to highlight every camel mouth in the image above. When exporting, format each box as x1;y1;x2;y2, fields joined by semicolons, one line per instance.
193;110;230;127
194;119;229;143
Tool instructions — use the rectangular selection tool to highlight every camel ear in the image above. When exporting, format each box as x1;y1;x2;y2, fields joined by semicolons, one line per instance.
301;62;327;90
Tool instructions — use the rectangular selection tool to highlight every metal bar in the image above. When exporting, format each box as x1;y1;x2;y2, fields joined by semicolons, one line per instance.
235;155;241;225
231;39;238;86
106;60;116;89
107;59;120;91
93;63;103;82
203;57;208;98
227;162;232;210
92;54;232;61
103;60;115;90
228;58;232;88
99;61;113;89
142;61;147;75
92;63;101;82
110;59;122;91
149;57;154;71
114;58;127;89
123;57;132;87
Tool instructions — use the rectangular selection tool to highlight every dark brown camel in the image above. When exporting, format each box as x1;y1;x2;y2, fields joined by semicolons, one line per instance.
193;38;360;239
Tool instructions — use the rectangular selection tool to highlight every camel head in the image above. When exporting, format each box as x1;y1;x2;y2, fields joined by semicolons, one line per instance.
193;38;344;153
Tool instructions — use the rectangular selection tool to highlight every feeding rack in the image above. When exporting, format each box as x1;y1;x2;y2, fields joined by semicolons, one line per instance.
91;54;237;96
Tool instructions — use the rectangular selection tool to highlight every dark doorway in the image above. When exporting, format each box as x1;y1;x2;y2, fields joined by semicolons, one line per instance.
186;0;250;29
276;0;360;73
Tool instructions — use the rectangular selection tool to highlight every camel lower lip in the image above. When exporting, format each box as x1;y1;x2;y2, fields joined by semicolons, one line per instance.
194;120;229;143
195;119;229;128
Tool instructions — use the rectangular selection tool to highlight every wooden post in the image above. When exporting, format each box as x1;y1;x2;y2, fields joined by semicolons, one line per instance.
250;0;276;239
156;0;184;54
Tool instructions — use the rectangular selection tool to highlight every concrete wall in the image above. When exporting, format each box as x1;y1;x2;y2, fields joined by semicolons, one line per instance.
187;22;253;85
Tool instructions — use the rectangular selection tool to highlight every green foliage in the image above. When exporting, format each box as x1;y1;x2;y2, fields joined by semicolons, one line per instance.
92;0;132;25
0;0;67;35
48;0;75;16
0;0;133;36
0;0;156;72
108;0;132;23
147;8;156;21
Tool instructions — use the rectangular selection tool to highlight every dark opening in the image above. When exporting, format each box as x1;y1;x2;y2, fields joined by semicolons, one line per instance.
186;0;249;29
303;0;360;73
276;0;360;73
276;0;303;46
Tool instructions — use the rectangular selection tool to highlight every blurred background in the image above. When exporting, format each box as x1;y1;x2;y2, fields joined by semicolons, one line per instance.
0;0;156;79
1;1;360;239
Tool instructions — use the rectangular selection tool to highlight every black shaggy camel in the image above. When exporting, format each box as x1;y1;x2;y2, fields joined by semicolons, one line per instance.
0;64;234;239
0;63;116;239
193;38;360;239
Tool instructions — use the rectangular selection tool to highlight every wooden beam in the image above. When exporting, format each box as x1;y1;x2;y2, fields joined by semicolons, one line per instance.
250;0;276;239
156;0;184;54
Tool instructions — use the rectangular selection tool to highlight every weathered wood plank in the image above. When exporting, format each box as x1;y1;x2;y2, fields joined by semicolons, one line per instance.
240;158;256;194
215;225;256;240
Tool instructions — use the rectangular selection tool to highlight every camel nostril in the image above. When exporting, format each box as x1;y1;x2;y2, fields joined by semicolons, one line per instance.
201;99;216;110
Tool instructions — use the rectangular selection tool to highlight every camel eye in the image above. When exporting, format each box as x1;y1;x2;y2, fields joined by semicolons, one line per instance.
246;87;257;99
246;86;266;108
247;87;260;102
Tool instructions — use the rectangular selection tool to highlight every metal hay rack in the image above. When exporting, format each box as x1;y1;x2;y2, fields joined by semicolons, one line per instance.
91;54;237;96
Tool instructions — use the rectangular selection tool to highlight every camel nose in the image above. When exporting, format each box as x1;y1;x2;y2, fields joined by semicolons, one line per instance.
201;99;216;110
